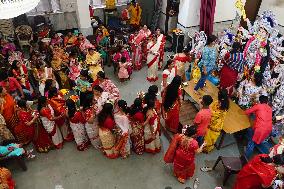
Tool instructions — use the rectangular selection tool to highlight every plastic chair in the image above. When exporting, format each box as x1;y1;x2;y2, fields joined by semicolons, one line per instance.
212;155;248;186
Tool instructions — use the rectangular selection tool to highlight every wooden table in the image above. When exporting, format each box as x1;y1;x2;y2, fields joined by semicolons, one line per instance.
182;80;251;149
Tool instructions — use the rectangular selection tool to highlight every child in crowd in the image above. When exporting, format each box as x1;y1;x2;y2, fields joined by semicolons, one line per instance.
118;57;132;81
194;95;213;146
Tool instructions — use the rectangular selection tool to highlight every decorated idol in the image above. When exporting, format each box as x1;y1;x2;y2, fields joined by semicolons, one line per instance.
243;10;278;71
190;31;207;58
218;29;235;59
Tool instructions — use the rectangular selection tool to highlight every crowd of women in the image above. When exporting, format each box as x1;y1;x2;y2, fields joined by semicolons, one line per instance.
2;6;284;188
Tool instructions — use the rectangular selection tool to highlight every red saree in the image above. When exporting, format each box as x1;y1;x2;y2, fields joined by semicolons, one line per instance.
15;110;34;144
234;154;277;189
164;134;199;180
130;112;145;155
164;100;180;133
219;64;238;96
69;112;89;151
17;110;53;152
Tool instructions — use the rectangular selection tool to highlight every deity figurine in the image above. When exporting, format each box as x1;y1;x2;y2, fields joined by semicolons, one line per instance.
190;31;207;59
218;29;235;60
243;10;278;72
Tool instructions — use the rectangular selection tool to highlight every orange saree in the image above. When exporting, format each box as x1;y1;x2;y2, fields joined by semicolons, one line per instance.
48;96;73;141
1;94;18;135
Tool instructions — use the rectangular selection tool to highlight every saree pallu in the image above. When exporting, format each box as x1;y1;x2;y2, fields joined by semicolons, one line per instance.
70;122;89;151
99;127;119;159
234;154;277;189
173;150;196;180
144;117;161;154
164;134;199;181
164;101;180;133
1;94;18;133
146;53;159;82
84;109;101;148
219;64;238;96
32;120;54;153
85;122;101;149
14;111;35;145
132;45;143;70
49;97;73;141
115;133;130;158
40;116;63;149
0;167;15;189
155;100;162;136
69;112;89;151
130;121;144;155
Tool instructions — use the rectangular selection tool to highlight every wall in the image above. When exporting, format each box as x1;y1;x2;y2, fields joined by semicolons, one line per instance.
178;0;236;28
137;0;155;26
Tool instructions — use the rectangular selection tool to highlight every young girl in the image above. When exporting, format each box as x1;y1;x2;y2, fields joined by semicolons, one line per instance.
38;96;64;149
118;57;132;81
68;52;81;82
66;99;89;151
114;100;131;158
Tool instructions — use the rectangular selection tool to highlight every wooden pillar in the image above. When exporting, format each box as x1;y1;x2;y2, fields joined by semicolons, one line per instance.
240;0;262;29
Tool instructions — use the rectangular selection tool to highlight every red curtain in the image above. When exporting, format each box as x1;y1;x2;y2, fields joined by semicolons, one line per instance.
199;0;217;36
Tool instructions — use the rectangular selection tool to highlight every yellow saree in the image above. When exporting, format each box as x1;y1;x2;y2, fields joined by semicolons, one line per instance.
86;52;103;80
203;101;227;153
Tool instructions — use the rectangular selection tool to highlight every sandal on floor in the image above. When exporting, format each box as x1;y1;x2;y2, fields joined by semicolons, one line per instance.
177;177;185;184
200;167;212;172
27;153;36;159
193;178;200;189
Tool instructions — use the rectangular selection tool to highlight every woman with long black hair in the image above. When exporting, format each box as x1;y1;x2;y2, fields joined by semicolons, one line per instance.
203;89;230;153
162;75;182;133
